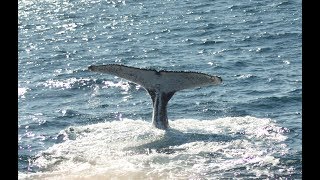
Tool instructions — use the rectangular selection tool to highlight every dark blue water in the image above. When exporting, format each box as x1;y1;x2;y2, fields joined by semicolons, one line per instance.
18;0;301;179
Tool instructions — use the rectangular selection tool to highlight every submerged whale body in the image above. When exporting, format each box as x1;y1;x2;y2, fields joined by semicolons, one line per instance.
88;64;222;130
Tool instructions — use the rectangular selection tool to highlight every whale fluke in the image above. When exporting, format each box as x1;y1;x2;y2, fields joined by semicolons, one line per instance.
88;64;222;130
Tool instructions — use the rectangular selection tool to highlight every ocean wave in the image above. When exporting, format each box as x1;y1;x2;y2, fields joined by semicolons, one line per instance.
251;95;301;109
257;32;301;41
234;74;257;80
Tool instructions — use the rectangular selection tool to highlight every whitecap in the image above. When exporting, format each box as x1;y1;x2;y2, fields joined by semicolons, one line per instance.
18;87;28;98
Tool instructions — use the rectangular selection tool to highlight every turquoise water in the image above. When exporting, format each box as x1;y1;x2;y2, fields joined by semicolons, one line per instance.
18;0;301;179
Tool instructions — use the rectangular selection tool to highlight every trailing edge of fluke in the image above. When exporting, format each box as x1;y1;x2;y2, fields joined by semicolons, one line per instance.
88;64;222;130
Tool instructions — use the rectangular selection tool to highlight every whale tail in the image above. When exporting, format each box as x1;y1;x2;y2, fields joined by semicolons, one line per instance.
88;64;222;129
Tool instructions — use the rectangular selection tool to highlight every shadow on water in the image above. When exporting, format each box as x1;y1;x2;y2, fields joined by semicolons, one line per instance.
127;128;238;154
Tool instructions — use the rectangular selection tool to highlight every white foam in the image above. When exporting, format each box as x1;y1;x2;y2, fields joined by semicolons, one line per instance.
18;87;28;98
101;80;132;92
19;116;290;179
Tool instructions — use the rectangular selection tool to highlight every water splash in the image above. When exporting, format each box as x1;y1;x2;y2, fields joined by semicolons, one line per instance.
19;116;292;179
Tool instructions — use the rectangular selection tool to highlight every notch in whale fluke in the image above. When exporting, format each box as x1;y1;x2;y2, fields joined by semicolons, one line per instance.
88;64;222;130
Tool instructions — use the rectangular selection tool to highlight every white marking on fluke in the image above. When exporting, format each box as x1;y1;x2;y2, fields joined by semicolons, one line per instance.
88;64;222;130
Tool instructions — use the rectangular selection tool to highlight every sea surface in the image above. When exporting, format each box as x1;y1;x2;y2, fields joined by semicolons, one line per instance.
18;0;302;179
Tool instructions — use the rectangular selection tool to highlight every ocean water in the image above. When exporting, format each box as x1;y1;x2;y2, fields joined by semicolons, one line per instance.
18;0;302;179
